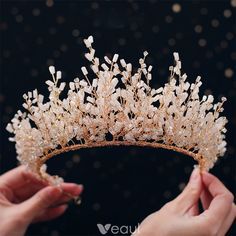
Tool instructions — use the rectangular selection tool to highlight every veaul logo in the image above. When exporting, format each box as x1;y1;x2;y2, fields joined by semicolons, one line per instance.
97;224;111;235
97;223;140;235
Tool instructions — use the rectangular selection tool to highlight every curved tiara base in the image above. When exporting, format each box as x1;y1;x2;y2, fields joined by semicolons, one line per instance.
35;141;205;182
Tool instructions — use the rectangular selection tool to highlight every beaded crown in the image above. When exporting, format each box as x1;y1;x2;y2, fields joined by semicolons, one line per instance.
6;36;227;184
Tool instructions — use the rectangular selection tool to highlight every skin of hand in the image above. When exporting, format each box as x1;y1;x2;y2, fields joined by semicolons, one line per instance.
133;168;236;236
0;166;83;236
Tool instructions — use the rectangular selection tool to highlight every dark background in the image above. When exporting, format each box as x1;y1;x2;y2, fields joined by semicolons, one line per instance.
0;0;235;235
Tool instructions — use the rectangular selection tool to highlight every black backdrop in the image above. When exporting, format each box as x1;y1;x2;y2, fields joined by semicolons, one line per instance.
0;0;235;235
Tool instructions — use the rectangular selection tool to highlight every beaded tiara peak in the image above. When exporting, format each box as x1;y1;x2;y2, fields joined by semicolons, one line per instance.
7;36;227;184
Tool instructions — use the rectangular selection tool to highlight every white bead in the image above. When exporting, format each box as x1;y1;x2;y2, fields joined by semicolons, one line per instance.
69;82;75;90
104;56;111;64
127;63;132;72
22;103;28;109
84;39;91;48
173;52;179;61
182;73;187;80
101;63;109;71
91;65;99;73
148;66;153;72
156;87;163;93
87;96;95;103
56;71;62;79
38;94;44;103
147;74;152;80
81;67;88;75
85;53;93;61
79;80;87;87
111;77;118;87
45;80;54;87
49;66;55;74
88;35;94;43
28;92;32;98
74;77;80;83
120;59;126;67
33;89;38;98
112;54;119;62
6;123;14;133
92;79;98;87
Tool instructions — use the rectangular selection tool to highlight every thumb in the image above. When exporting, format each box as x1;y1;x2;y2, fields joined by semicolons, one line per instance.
174;168;202;213
19;186;62;221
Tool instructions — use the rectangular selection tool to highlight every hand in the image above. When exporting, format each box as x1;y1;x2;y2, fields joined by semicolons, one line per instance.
134;168;236;236
0;166;83;236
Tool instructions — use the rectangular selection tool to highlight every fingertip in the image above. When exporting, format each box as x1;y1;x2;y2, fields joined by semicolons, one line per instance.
70;183;84;191
201;172;223;190
74;185;83;196
190;167;200;179
201;171;213;181
61;183;84;196
77;184;84;193
79;184;83;191
189;168;201;187
202;170;215;177
58;204;68;212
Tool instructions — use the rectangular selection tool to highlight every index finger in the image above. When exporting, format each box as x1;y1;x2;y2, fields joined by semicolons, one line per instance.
0;165;46;189
199;172;234;224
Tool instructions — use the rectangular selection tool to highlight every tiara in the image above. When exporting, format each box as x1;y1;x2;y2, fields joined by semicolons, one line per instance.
6;36;227;185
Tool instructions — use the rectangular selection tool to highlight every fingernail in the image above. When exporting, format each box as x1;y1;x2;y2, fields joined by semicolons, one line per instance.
71;184;84;197
190;168;200;183
73;184;83;196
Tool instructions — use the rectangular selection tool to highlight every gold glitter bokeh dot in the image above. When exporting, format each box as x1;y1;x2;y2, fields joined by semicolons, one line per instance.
231;0;236;7
225;68;234;78
172;3;181;13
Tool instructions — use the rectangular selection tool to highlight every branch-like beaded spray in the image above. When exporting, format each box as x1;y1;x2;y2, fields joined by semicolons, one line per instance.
6;36;227;185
